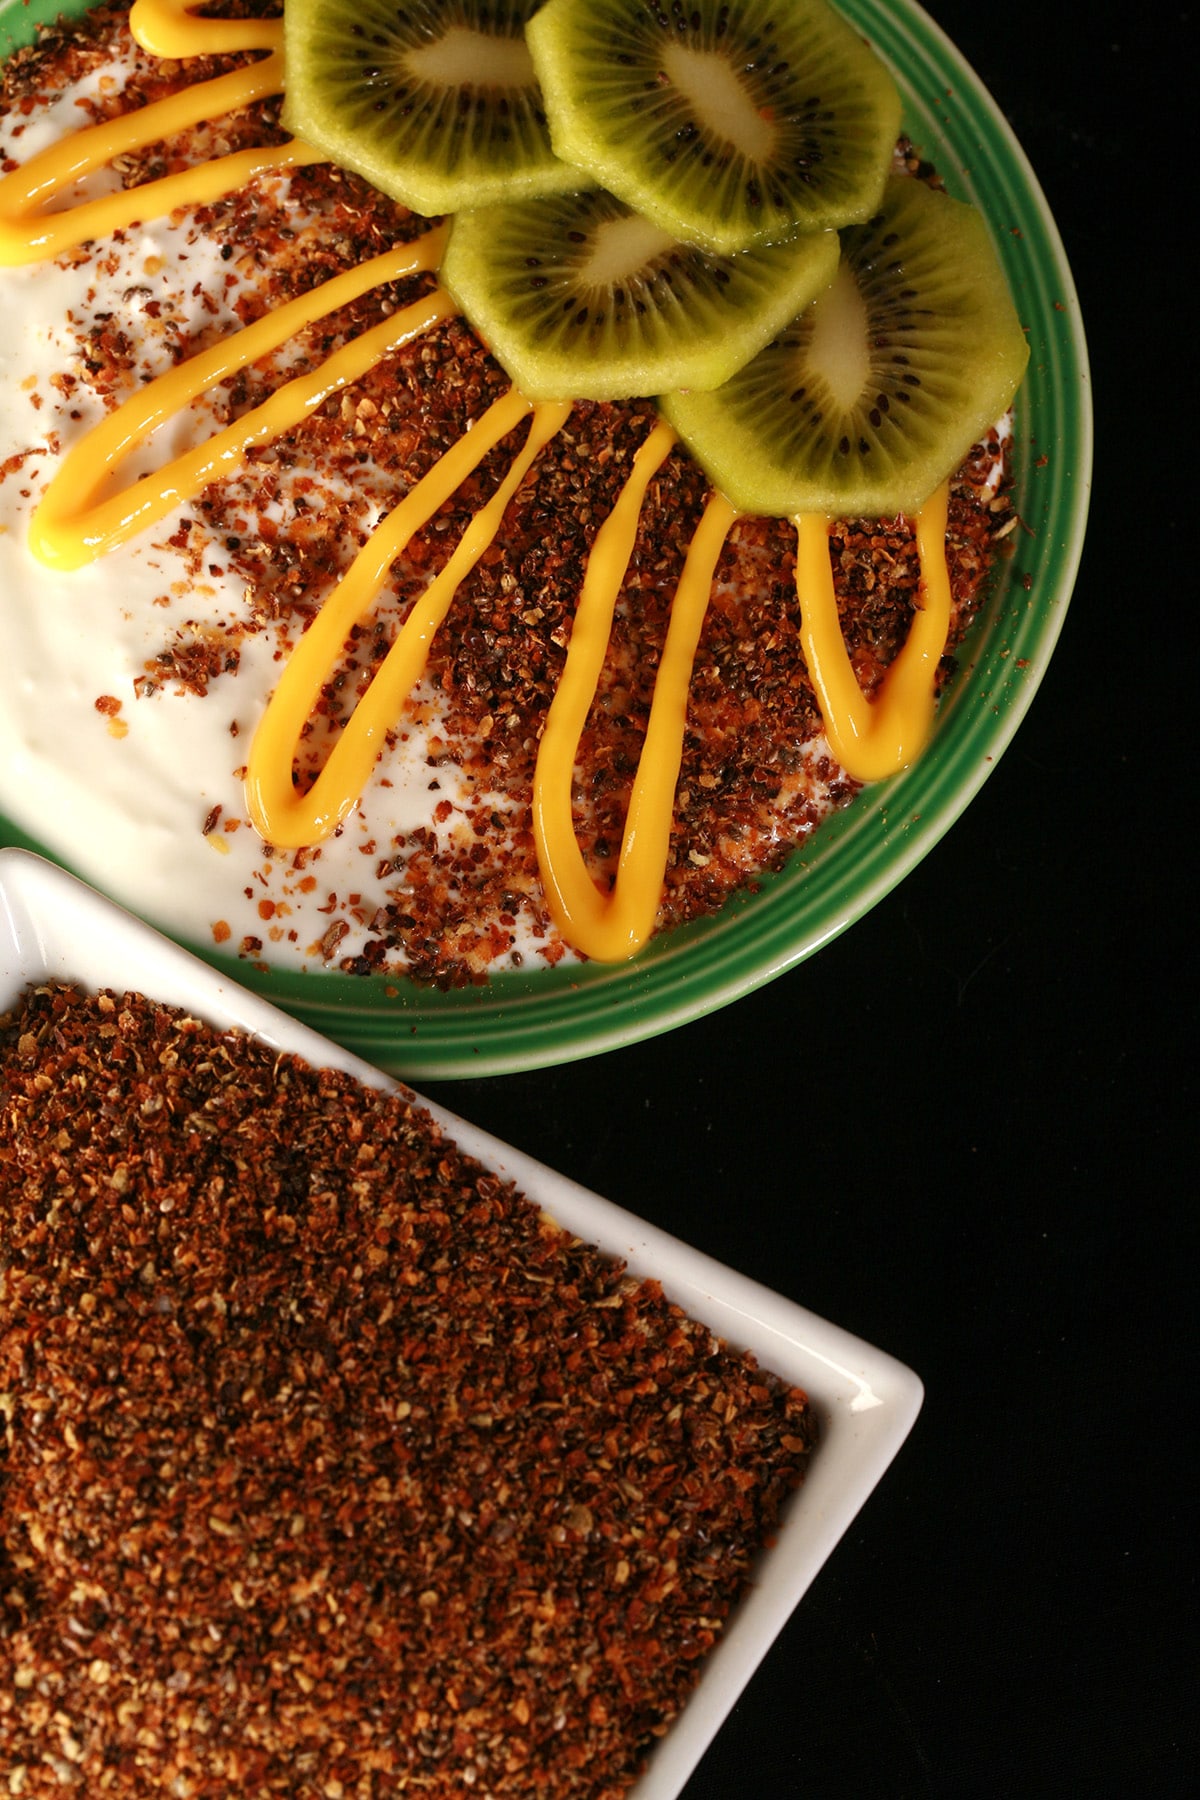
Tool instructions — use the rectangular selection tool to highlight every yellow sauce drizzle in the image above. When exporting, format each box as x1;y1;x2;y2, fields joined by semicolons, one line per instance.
0;4;322;267
794;484;953;782
534;428;736;960
129;0;275;60
29;233;452;569
246;391;571;847
1;2;960;960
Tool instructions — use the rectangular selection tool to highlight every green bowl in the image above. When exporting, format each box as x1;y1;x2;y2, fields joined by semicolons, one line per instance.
0;0;1091;1078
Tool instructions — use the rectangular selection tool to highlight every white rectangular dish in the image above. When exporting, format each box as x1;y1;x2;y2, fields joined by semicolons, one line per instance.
0;846;922;1799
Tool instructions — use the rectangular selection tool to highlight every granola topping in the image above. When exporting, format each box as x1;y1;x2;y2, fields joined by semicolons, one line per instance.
0;980;816;1797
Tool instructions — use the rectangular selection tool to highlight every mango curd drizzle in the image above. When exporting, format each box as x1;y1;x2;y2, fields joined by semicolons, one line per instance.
246;390;570;848
795;481;953;783
128;0;275;59
533;423;737;961
29;232;454;569
1;0;958;961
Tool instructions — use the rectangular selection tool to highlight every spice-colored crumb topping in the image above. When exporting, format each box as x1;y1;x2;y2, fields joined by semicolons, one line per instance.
0;981;815;1798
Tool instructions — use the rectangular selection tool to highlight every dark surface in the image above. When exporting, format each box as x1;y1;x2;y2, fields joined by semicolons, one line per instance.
418;3;1196;1796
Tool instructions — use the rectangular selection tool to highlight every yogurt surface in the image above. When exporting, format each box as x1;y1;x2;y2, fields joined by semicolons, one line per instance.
0;72;545;973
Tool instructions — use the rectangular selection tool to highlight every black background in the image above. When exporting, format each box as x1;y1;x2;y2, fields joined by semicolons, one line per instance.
419;3;1196;1796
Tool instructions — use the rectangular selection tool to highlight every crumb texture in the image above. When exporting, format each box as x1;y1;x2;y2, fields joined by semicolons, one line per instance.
0;982;815;1797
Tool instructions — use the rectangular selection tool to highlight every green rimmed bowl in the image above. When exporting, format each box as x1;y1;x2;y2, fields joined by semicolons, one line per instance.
0;0;1091;1079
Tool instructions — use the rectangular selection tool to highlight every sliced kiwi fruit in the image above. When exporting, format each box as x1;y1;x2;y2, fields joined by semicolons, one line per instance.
440;186;838;400
661;175;1030;518
282;0;578;216
526;0;902;254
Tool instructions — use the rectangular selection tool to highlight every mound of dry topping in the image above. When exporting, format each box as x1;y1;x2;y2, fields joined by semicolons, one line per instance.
0;981;815;1797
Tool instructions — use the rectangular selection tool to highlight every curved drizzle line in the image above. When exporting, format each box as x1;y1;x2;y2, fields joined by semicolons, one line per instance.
29;233;452;569
1;0;961;961
0;5;323;266
129;0;277;60
533;428;737;962
795;483;952;783
246;392;571;847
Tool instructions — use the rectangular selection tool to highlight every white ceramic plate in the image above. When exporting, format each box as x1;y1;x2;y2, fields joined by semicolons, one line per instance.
0;845;923;1798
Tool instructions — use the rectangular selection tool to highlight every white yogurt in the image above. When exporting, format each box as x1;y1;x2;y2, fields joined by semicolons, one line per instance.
0;85;545;973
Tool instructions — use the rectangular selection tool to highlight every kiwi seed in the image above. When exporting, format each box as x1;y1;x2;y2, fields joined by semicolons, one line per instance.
527;0;903;253
660;174;1030;518
440;186;839;400
282;0;577;216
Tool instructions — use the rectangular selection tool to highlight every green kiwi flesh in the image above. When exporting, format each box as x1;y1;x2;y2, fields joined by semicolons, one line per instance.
282;0;576;216
661;175;1030;517
440;187;838;400
526;0;902;254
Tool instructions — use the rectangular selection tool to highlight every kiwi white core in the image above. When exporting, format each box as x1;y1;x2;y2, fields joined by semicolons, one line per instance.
404;27;536;90
806;261;871;414
580;213;678;286
659;42;775;162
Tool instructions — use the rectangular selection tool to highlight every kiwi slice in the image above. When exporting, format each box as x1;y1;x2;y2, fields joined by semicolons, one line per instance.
526;0;902;254
282;0;577;216
440;187;838;400
661;175;1030;518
